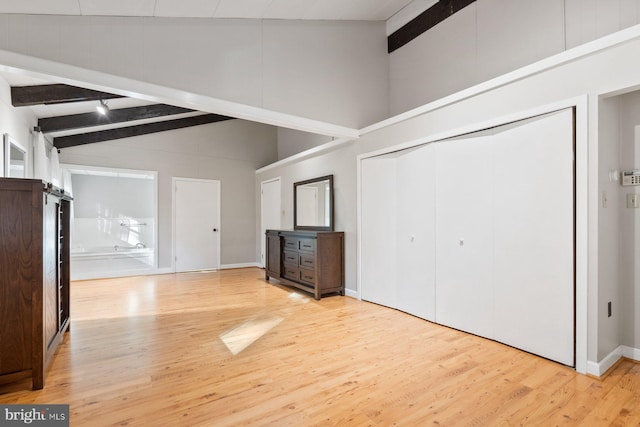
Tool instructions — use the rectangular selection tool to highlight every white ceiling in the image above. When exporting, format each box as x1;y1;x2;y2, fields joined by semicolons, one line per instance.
0;0;417;21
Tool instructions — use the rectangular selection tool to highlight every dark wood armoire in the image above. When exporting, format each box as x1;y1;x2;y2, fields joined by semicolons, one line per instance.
0;178;71;390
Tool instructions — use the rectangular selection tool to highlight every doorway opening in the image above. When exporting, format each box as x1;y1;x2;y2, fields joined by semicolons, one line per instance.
62;164;158;280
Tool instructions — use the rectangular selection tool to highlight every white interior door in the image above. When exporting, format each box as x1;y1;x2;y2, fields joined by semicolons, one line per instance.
261;178;281;268
174;178;220;272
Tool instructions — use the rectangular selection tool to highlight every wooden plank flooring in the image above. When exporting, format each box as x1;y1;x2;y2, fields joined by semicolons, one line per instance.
1;268;639;426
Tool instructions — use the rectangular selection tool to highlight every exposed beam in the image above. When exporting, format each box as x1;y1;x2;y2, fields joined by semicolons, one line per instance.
11;84;124;106
38;104;196;133
54;114;233;149
387;0;476;53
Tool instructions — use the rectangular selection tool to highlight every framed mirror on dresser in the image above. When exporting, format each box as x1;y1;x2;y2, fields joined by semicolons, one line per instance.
265;175;344;300
294;175;333;231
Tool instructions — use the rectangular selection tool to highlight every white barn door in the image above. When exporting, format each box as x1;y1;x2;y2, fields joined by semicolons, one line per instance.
174;178;220;272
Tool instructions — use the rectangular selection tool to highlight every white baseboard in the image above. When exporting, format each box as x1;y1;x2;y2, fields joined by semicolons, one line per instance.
220;262;261;270
622;345;640;361
345;288;358;299
587;345;640;377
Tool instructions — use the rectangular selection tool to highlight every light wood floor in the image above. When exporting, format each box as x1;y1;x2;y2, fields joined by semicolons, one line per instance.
1;268;638;426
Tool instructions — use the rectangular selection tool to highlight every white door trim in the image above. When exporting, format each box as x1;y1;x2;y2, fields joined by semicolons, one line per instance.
172;177;221;272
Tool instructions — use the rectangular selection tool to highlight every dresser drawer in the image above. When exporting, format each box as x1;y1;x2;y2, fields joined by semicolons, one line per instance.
299;268;316;285
299;253;315;269
283;250;298;265
299;238;316;253
283;265;299;280
284;238;299;250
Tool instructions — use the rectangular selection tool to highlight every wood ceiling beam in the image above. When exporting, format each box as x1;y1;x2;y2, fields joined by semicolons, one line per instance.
11;84;124;106
38;104;196;133
54;114;234;149
387;0;476;53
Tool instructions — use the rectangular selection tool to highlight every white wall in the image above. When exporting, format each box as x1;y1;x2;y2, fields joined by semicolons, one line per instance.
0;16;389;129
390;0;640;115
0;75;37;176
60;119;277;269
257;27;640;370
72;174;155;219
276;128;332;160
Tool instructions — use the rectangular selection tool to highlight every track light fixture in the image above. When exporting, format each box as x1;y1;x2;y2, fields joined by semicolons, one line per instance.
96;99;109;115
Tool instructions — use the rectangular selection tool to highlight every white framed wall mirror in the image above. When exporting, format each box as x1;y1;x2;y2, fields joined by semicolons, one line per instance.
3;134;28;178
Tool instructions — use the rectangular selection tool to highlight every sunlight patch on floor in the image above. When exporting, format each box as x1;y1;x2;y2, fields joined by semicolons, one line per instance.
288;292;310;303
220;315;283;355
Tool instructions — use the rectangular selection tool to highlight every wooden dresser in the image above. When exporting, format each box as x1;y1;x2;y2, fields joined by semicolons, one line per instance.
265;230;344;300
0;179;72;390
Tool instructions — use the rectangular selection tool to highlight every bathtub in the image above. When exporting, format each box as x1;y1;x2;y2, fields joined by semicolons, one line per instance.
71;245;155;280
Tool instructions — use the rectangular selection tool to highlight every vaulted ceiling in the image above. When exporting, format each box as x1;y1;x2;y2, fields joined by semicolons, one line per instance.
0;0;435;148
2;72;234;149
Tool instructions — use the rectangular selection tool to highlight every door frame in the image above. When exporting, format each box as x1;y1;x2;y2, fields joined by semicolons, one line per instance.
260;177;281;268
172;177;221;272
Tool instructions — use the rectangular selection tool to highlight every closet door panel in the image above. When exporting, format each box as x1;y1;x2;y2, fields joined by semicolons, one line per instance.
361;157;398;307
435;136;494;338
396;144;436;321
492;110;574;366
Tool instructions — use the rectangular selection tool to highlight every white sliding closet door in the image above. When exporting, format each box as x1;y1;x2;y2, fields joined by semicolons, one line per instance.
435;136;495;338
361;156;398;307
396;145;436;321
491;110;574;365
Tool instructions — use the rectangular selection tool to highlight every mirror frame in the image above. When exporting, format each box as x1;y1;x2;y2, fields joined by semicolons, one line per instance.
3;133;28;179
294;174;334;231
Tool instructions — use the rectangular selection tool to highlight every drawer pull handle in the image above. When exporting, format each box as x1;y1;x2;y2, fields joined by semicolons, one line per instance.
304;260;313;264
303;275;313;280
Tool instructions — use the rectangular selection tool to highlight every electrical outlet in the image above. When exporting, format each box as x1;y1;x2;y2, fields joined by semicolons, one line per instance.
608;301;612;318
627;194;639;208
